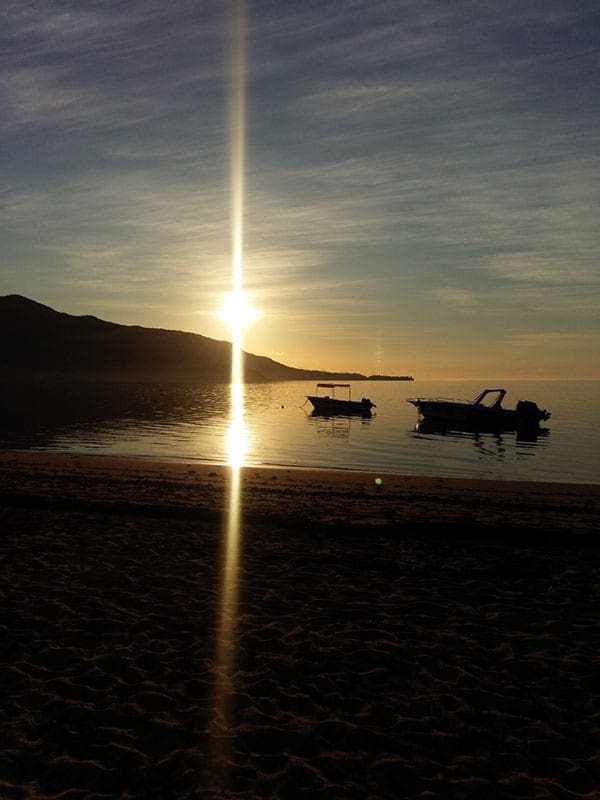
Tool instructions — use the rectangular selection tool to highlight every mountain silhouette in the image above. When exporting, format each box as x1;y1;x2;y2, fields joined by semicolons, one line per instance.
0;295;370;382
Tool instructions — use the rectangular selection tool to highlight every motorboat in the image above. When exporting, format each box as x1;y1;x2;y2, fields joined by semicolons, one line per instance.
407;388;550;431
306;383;376;417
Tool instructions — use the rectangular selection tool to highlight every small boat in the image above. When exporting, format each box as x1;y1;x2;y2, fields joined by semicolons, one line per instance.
306;383;376;417
407;388;550;431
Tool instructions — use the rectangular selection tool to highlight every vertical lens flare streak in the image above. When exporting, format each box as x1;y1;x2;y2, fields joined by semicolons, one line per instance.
211;0;248;787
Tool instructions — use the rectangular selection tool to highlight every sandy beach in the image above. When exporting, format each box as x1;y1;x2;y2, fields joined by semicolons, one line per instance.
1;452;598;799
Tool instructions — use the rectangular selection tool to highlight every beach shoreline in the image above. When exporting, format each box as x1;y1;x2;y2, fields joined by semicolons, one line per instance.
0;450;598;537
1;451;598;798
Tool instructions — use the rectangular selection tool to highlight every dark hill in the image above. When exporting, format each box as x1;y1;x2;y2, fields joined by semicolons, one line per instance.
0;295;368;383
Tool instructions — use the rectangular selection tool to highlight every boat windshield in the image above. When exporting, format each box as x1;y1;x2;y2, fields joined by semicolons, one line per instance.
472;389;506;407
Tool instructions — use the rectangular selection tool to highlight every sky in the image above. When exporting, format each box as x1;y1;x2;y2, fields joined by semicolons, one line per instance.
1;0;599;379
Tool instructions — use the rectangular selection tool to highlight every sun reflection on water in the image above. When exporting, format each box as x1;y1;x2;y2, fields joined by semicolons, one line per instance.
226;384;249;467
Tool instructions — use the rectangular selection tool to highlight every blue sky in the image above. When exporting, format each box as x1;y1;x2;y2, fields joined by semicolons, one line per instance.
2;0;599;378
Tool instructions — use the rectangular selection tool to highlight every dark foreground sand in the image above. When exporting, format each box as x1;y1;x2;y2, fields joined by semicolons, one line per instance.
1;452;598;799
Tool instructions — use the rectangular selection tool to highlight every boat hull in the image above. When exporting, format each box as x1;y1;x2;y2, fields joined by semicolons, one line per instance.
307;396;374;417
415;418;549;441
411;400;517;429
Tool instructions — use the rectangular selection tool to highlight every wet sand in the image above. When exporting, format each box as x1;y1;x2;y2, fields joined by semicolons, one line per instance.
1;452;599;799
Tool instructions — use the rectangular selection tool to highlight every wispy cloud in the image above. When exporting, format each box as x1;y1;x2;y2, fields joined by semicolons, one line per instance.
485;253;599;286
507;331;600;348
431;288;477;311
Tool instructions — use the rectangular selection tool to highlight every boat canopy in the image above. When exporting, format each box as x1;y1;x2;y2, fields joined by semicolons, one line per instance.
316;383;351;389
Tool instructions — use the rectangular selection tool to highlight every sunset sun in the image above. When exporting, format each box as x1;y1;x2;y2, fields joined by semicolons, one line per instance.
217;289;259;333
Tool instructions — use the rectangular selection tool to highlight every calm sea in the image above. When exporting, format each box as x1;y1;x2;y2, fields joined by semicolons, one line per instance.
2;380;599;484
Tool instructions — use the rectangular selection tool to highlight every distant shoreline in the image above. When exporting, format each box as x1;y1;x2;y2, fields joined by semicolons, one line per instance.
0;368;414;383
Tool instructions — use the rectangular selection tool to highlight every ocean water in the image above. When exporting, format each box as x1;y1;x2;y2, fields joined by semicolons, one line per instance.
2;379;599;484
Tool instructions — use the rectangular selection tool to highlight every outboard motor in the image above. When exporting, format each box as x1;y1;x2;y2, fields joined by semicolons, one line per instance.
516;400;551;426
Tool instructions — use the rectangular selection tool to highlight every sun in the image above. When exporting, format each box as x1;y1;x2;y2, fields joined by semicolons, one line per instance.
217;290;259;332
